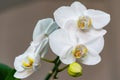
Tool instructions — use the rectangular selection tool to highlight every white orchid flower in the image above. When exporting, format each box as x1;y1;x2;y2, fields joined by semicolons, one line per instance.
54;1;110;30
49;29;106;65
14;18;58;79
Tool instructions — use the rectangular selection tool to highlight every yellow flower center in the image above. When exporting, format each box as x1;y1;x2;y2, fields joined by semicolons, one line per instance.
72;45;88;58
77;16;92;29
22;56;34;68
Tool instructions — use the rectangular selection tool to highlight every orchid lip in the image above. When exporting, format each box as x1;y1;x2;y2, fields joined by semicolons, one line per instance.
22;56;34;68
72;45;88;58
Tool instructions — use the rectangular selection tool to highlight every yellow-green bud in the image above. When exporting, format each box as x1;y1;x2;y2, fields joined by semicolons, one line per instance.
68;62;82;77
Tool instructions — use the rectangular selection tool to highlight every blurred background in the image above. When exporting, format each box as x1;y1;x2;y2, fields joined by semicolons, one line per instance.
0;0;119;80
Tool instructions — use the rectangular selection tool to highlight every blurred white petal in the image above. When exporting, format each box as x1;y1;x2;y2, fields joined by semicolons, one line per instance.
14;55;25;72
14;69;34;79
33;18;54;40
59;47;75;64
77;29;106;44
71;1;87;16
80;49;101;65
54;6;77;28
85;9;110;29
49;29;74;56
85;37;104;54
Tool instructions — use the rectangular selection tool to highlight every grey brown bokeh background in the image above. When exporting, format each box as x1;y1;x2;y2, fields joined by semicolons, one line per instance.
0;0;119;80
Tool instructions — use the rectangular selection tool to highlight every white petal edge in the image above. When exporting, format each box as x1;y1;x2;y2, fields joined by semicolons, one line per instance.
60;47;76;64
14;69;34;79
80;49;101;65
77;29;106;44
33;37;49;70
85;9;110;29
54;6;77;28
49;29;74;57
71;1;87;16
38;38;49;58
14;54;27;72
85;37;104;55
33;18;54;40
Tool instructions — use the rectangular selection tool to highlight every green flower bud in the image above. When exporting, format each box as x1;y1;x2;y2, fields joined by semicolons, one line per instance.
68;62;82;77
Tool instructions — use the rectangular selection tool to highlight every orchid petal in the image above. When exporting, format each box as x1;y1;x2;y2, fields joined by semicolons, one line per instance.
80;49;101;65
77;29;106;44
45;22;59;35
14;55;25;72
54;6;77;28
14;69;34;79
64;20;78;31
39;38;49;58
60;47;76;64
49;29;74;57
85;9;110;29
14;45;35;72
33;37;48;70
85;37;104;54
71;1;87;16
33;18;54;40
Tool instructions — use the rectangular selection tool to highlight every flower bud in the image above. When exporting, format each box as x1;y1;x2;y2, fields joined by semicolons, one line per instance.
68;62;82;77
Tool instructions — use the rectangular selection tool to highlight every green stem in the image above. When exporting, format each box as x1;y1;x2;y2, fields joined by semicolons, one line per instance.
44;56;60;80
58;65;69;72
53;64;68;79
53;59;61;79
41;58;54;63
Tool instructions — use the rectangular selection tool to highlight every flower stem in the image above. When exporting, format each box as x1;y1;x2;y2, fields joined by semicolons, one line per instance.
41;58;55;63
53;59;61;79
44;56;61;80
58;65;69;72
